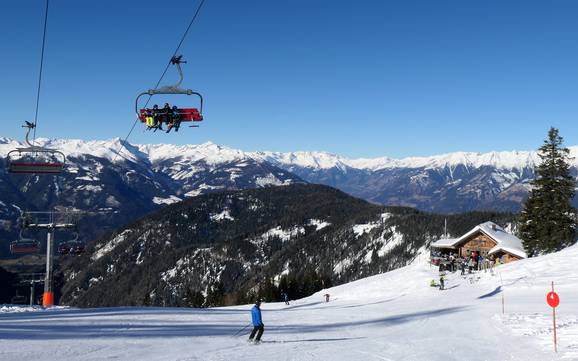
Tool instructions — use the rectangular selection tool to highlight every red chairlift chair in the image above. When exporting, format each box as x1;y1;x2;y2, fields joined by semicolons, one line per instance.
136;56;204;131
6;122;65;175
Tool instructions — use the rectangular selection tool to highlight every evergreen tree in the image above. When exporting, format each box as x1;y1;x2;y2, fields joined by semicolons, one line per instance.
257;278;278;302
185;289;205;308
519;127;577;256
205;282;225;307
0;267;17;304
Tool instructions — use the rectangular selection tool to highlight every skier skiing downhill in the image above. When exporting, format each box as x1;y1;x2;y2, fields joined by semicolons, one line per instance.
248;299;264;343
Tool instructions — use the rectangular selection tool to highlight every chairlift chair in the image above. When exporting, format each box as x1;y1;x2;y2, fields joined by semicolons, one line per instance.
10;229;40;255
136;56;204;130
58;231;85;255
6;122;65;174
58;243;69;255
10;294;28;305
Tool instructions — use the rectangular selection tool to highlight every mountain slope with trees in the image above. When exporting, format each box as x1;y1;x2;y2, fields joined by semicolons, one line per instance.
60;184;516;307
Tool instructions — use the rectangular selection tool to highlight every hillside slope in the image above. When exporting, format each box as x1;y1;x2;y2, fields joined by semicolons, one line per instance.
60;184;515;308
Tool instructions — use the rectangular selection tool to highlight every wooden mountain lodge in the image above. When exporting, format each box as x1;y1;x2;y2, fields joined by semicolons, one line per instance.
431;221;527;264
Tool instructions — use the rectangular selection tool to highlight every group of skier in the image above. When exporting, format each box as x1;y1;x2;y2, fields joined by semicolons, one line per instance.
434;251;502;290
142;103;183;133
437;251;498;276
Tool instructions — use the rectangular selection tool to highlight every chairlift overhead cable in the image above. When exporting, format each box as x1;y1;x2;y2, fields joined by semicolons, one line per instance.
32;0;50;143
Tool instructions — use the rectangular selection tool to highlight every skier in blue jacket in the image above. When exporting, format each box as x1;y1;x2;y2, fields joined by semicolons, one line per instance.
249;299;264;343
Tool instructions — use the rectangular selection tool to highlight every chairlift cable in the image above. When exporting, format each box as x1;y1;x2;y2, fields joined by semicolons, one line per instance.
32;0;50;143
113;0;207;162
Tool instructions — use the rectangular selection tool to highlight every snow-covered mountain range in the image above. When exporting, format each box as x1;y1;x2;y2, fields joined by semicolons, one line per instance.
255;147;554;213
2;137;575;219
0;137;550;173
256;147;543;171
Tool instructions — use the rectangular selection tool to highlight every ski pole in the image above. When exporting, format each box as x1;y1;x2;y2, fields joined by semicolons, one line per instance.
233;323;252;337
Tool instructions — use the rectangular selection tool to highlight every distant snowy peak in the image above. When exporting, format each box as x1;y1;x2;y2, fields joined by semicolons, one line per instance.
137;141;249;165
0;138;250;166
253;151;350;171
2;136;578;171
0;137;147;164
373;150;541;171
258;148;578;171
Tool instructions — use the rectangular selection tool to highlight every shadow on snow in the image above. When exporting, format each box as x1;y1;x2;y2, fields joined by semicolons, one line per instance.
261;337;365;343
477;286;502;299
0;305;468;340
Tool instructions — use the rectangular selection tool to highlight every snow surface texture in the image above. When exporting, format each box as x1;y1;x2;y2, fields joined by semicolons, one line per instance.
1;244;576;360
2;137;577;171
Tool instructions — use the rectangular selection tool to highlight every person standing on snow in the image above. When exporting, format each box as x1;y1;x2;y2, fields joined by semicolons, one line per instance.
439;274;445;290
468;257;475;273
249;300;264;343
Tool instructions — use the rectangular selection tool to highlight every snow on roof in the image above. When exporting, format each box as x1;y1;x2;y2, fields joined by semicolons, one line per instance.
431;238;459;249
430;222;527;259
476;222;527;259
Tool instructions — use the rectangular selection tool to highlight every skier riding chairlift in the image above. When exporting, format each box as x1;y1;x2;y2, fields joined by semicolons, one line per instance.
136;56;204;132
58;231;85;255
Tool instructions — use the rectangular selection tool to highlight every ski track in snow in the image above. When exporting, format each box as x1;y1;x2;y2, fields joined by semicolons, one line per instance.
1;246;577;360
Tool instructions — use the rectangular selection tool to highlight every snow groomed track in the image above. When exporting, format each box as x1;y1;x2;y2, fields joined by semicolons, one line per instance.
1;245;577;361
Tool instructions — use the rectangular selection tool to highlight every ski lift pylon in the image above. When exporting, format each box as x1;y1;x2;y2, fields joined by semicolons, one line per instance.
6;122;65;174
135;55;204;129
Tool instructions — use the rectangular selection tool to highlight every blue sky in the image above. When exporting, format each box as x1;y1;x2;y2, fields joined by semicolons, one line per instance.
2;0;578;158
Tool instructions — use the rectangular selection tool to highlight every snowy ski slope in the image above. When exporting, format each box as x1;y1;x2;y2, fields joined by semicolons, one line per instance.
1;244;577;361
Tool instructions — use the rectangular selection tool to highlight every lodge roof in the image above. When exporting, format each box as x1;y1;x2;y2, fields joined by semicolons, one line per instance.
431;221;527;259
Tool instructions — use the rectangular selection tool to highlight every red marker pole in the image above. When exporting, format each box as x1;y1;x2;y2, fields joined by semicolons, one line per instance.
547;281;560;353
499;273;505;315
553;302;557;353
